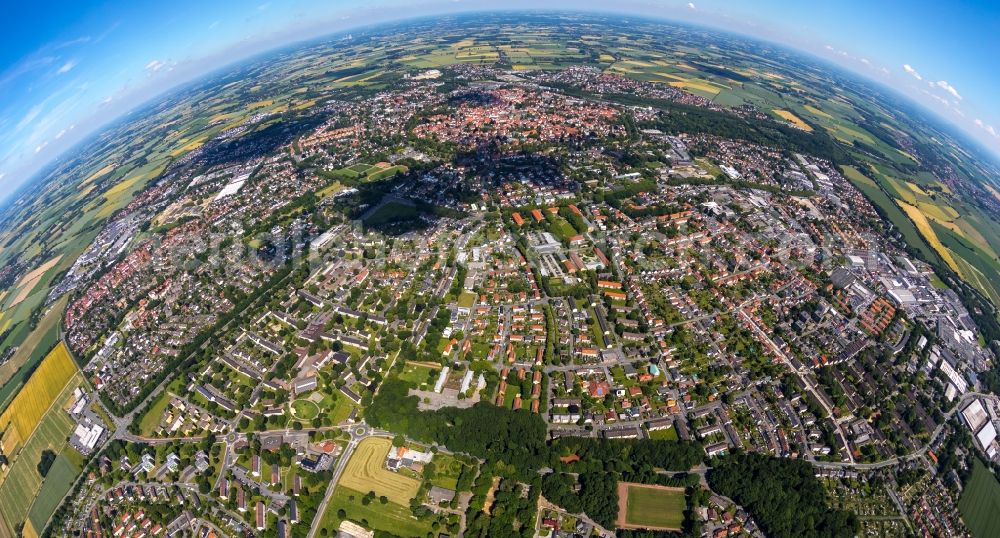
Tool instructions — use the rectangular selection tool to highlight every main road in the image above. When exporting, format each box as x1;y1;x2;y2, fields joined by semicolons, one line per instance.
305;422;395;538
809;391;996;471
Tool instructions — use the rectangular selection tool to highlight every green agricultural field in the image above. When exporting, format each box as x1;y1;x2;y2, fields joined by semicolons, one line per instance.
319;485;432;538
620;482;686;531
26;454;79;532
0;294;68;409
0;343;78;452
0;390;80;538
932;221;1000;309
959;459;1000;538
841;165;940;265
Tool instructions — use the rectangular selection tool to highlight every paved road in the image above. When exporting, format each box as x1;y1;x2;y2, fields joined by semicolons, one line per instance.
736;306;856;463
90;264;298;432
810;391;996;470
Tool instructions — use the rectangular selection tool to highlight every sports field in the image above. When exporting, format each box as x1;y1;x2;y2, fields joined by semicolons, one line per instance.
338;437;421;505
617;482;686;531
959;459;1000;538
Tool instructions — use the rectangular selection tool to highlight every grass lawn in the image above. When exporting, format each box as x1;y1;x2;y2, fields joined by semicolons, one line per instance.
317;181;344;199
429;453;463;490
929;273;949;289
548;215;577;242
647;426;679;441
959;459;1000;538
622;482;686;530
457;291;476;308
366;165;408;181
290;399;320;420
322;392;356;425
398;362;436;388
138;390;172;436
587;308;605;347
502;387;521;409
327;396;354;424
319;486;432;538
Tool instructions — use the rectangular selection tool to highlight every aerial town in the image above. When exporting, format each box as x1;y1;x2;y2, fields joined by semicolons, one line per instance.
10;56;1000;538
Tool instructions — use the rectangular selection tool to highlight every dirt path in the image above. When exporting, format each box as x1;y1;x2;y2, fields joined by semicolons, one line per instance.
483;476;501;515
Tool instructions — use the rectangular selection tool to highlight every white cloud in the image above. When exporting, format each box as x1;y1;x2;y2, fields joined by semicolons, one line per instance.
903;64;922;81
54;125;74;139
823;44;849;58
208;21;220;30
34;141;48;153
860;58;870;65
933;80;962;100
687;2;696;9
16;104;43;131
975;119;998;138
57;60;77;74
144;59;176;75
928;93;949;107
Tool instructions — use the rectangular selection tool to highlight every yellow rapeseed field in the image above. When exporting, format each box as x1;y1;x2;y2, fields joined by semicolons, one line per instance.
0;343;77;450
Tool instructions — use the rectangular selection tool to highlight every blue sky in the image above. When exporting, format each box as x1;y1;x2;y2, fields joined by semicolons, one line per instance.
1;0;999;201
